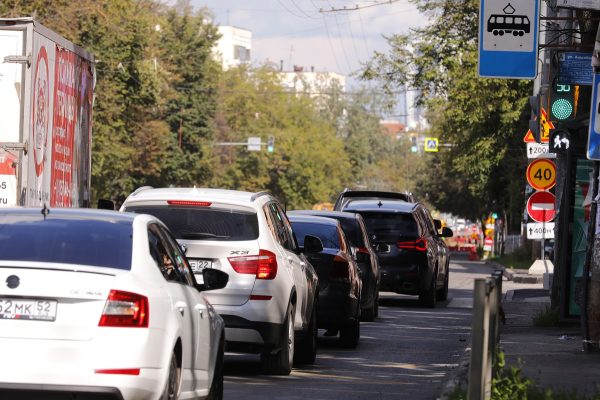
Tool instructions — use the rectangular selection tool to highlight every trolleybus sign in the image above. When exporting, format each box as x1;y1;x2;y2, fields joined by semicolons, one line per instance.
478;0;539;79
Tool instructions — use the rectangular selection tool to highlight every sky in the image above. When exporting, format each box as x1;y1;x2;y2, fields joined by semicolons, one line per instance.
190;0;428;89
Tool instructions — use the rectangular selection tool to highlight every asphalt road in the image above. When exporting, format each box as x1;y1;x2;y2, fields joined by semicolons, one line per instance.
223;255;497;399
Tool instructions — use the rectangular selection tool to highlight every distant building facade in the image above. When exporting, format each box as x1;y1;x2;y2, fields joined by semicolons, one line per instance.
213;26;251;70
279;66;346;95
379;120;407;140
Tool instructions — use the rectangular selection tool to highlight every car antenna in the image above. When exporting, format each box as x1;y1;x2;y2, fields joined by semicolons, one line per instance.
41;203;50;220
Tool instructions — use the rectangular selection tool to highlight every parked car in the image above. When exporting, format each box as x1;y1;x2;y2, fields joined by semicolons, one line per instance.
333;188;416;211
288;214;362;348
340;199;453;308
289;210;380;321
0;207;227;400
121;187;319;375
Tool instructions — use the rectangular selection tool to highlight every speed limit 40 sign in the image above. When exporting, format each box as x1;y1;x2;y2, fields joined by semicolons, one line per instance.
526;158;556;191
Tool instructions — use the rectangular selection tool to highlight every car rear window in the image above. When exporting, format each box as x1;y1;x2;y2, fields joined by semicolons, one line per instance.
0;217;133;270
290;221;340;249
332;218;364;248
126;206;259;241
358;212;419;241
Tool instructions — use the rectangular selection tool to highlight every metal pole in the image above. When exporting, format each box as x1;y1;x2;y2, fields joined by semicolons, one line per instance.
468;279;491;400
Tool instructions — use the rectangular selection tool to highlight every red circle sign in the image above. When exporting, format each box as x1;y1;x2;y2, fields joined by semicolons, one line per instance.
527;191;556;223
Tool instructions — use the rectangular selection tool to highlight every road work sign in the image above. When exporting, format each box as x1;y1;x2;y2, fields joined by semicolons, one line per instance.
478;0;539;79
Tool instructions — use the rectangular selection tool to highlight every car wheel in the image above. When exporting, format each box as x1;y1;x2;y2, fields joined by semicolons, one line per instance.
419;271;437;308
437;267;449;301
261;306;295;375
361;291;376;322
339;318;360;348
160;351;180;400
295;303;317;365
207;337;224;400
374;291;379;318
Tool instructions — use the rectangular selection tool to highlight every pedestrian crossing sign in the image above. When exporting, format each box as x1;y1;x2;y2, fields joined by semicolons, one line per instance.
424;138;439;152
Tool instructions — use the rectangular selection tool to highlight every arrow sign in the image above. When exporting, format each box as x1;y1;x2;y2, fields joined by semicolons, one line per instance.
527;191;556;223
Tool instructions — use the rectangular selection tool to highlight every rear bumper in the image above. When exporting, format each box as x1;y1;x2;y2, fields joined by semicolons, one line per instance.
0;383;124;400
220;314;285;353
379;263;426;295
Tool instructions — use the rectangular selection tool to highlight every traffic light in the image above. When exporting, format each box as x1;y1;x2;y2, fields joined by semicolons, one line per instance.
549;79;577;122
267;135;275;153
410;135;418;153
529;94;541;142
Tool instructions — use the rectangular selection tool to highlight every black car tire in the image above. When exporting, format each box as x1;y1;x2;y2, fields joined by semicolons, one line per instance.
374;291;379;318
339;318;360;348
419;272;437;308
437;268;449;301
295;303;317;365
261;306;295;375
207;336;224;400
160;351;180;400
361;291;376;322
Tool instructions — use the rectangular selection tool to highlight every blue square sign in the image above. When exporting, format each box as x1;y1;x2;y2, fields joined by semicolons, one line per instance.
586;73;600;160
478;0;539;79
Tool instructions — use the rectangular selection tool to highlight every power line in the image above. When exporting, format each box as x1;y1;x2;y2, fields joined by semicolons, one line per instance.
319;0;403;13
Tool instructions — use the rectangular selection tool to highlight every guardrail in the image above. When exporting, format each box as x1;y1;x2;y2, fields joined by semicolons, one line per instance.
468;270;503;400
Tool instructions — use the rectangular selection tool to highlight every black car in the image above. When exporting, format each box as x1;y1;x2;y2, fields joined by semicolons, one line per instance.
289;210;380;321
333;189;416;211
341;199;453;308
288;214;362;348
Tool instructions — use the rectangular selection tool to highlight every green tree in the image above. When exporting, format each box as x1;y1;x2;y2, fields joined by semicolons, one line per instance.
361;0;529;230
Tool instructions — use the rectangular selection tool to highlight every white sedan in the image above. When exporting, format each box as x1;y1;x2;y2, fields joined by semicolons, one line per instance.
0;208;227;400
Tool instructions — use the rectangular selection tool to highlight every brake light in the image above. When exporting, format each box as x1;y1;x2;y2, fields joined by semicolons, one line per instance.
95;369;140;375
330;254;351;280
98;290;149;328
167;200;212;207
357;247;370;254
397;238;427;252
228;249;278;280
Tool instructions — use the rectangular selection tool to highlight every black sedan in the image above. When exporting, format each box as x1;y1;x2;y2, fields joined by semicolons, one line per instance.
289;214;362;348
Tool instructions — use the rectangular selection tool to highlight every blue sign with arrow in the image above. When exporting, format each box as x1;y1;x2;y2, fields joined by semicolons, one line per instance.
478;0;539;79
587;72;600;160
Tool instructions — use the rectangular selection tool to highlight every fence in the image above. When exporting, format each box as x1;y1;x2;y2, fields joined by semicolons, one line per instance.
467;270;503;400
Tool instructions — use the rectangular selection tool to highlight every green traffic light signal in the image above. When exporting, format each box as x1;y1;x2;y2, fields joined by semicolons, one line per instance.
551;98;573;120
549;79;576;121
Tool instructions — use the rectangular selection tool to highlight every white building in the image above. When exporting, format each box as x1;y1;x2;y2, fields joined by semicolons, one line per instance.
279;66;346;96
404;89;429;132
213;26;251;70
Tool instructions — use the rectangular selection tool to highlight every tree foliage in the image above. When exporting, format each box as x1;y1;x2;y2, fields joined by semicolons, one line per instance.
361;0;530;229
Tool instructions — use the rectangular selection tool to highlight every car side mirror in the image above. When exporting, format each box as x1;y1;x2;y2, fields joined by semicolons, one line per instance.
303;235;324;254
197;269;229;292
434;219;442;230
97;199;115;210
440;227;453;238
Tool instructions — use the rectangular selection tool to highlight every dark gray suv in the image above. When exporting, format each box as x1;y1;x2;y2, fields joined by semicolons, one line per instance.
340;199;452;308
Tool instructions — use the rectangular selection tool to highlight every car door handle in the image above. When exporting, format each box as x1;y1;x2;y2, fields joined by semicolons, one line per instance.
175;301;187;317
300;261;306;271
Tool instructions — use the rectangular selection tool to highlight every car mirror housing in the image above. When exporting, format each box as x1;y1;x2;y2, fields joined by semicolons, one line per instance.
303;235;324;254
197;269;229;292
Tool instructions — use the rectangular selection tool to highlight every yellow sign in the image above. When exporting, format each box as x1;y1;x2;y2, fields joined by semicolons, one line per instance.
424;138;439;152
526;158;556;191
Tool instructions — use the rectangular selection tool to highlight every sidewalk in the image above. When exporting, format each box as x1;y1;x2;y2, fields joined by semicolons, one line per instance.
501;279;600;397
440;263;600;399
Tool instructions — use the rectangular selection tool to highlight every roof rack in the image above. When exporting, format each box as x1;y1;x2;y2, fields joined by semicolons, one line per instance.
250;191;271;202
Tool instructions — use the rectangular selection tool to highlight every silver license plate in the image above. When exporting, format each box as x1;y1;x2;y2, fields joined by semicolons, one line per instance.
0;298;57;321
189;259;212;274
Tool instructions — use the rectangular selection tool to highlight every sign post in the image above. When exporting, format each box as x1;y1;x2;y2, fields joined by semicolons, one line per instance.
478;0;539;79
587;72;600;160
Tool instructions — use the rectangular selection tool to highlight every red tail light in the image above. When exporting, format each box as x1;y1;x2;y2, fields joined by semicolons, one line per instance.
228;249;278;280
167;200;212;207
397;238;427;252
330;254;351;280
98;290;149;328
356;247;370;254
95;369;140;375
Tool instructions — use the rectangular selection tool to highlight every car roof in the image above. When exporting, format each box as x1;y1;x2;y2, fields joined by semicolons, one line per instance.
288;209;361;221
287;214;340;227
342;199;419;213
123;187;272;206
0;207;137;223
334;189;416;209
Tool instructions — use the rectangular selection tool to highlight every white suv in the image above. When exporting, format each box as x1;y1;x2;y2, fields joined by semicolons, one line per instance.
121;187;320;375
